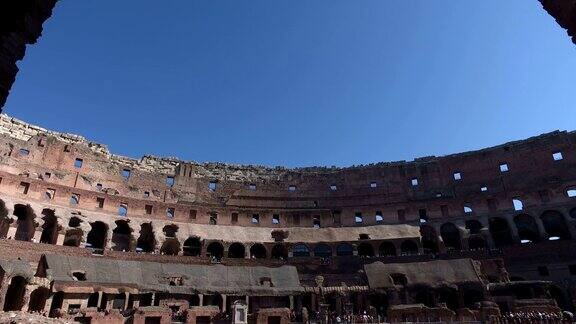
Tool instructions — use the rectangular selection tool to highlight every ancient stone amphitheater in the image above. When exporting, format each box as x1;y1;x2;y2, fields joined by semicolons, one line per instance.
0;1;575;324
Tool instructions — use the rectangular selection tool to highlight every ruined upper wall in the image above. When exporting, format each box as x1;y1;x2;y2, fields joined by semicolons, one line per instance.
541;0;576;44
0;0;58;109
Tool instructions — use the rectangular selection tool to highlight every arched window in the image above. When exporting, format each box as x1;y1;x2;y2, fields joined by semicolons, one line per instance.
228;243;246;258
336;243;353;257
183;237;202;256
541;210;571;240
250;244;267;259
271;244;288;259
379;241;396;257
489;217;513;247
400;240;418;255
514;214;540;243
292;244;310;257
313;244;332;258
440;223;461;250
357;243;374;257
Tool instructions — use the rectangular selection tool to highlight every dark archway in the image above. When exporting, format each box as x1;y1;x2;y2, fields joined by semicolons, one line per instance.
413;287;435;307
541;210;571;240
420;225;439;254
111;220;133;251
463;289;484;309
440;223;461;250
468;236;487;250
514;214;540;243
39;209;58;244
313;244;332;258
336;243;353;256
250;243;267;259
87;292;99;308
489;217;514;247
357;243;374;257
3;276;26;311
465;220;483;235
136;223;155;252
13;204;35;241
63;228;83;247
271;244;288;259
28;287;50;312
86;221;107;250
49;291;64;317
183;237;202;256
207;242;224;259
379;241;397;257
292;243;310;257
400;240;418;255
570;207;576;220
160;238;181;255
228;242;246;258
437;287;460;311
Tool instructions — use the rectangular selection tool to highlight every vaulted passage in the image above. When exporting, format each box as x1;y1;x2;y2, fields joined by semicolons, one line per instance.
86;221;108;251
400;240;418;255
440;223;461;250
489;217;513;247
13;204;35;241
63;218;83;247
228;243;246;258
357;243;374;257
420;225;439;254
161;239;181;256
514;214;540;243
3;276;26;311
183;237;201;256
250;243;267;259
136;223;156;253
379;242;396;257
28;287;50;312
40;209;59;244
271;244;288;259
207;242;224;259
541;210;571;240
112;220;133;252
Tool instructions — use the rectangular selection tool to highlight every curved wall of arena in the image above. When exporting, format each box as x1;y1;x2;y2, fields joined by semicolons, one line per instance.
0;114;575;261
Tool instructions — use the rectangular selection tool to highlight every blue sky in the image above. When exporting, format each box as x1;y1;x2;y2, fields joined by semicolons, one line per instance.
6;0;576;167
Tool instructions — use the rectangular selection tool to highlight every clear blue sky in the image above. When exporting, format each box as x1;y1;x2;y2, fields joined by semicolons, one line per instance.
5;0;576;167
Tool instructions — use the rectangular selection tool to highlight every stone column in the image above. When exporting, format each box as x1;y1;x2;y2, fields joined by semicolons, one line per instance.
96;291;103;309
289;295;294;310
534;217;549;241
505;215;520;243
56;233;65;246
22;284;35;312
124;292;130;310
199;294;204;306
222;294;227;313
32;230;42;243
